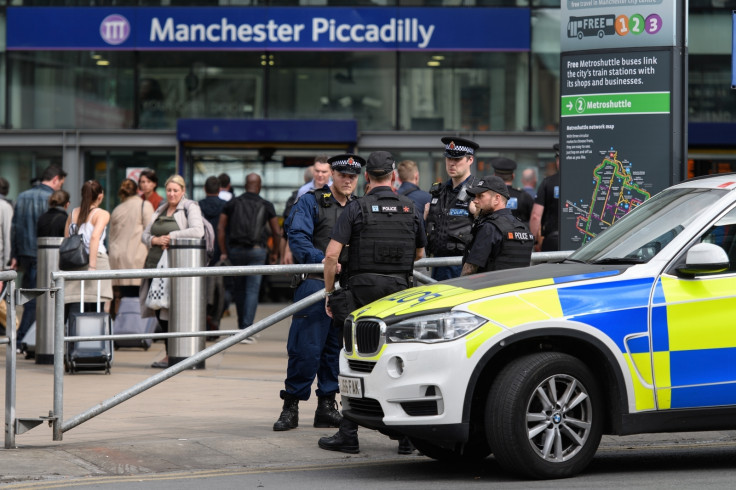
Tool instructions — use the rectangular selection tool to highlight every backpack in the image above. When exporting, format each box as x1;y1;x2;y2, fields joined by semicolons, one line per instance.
228;194;267;247
183;201;216;263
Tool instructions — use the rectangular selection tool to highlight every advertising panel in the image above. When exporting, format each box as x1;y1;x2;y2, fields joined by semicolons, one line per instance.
7;7;530;52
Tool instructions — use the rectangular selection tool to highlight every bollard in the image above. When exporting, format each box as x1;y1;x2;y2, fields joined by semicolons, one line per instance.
36;237;64;364
168;237;206;369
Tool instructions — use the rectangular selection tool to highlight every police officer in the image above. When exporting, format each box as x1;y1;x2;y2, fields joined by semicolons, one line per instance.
461;175;534;276
531;143;561;252
273;154;363;432
491;157;534;226
425;136;479;280
318;151;426;455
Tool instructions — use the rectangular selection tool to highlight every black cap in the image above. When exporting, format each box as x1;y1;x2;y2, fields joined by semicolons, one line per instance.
490;157;517;173
327;154;365;175
441;136;479;158
365;151;395;176
466;175;510;199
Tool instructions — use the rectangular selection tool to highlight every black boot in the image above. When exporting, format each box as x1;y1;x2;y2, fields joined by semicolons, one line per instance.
273;393;299;431
314;394;342;428
318;419;359;454
397;436;414;454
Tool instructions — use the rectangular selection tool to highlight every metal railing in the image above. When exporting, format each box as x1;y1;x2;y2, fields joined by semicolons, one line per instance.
3;251;572;447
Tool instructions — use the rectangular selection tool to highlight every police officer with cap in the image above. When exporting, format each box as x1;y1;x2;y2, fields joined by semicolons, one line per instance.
425;136;479;280
319;150;426;455
461;175;534;276
491;157;534;226
272;153;363;432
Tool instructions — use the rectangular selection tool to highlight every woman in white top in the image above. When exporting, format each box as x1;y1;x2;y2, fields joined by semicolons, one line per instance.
63;180;113;314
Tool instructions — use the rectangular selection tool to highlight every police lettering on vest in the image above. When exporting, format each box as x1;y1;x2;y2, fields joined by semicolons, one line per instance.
478;212;534;272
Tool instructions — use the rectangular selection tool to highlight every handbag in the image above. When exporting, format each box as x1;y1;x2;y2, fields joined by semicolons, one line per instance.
59;223;89;270
145;250;170;310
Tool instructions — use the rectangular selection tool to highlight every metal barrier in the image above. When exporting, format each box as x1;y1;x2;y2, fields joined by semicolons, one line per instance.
1;251;571;447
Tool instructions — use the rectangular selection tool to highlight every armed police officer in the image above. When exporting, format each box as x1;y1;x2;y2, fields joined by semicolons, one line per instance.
273;154;363;432
318;151;426;455
425;136;479;280
461;175;534;276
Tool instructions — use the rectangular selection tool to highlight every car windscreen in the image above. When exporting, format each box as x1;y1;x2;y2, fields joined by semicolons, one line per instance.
568;187;728;264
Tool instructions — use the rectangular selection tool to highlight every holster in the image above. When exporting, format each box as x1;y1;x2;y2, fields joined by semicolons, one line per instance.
290;273;306;288
329;288;356;327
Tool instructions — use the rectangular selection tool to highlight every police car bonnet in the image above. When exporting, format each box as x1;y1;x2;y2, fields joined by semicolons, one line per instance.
328;154;365;175
441;136;479;158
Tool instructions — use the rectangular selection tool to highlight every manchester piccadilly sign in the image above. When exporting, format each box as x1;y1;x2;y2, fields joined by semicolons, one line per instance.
6;7;530;52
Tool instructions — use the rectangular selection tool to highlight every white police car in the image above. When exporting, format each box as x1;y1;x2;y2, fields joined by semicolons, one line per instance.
339;174;736;479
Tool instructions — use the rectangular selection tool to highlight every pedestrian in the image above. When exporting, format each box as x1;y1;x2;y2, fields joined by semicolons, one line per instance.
396;160;431;214
318;150;426;455
62;180;113;319
272;153;362;432
218;173;233;202
37;190;70;238
0;178;12;272
198;176;227;334
108;179;154;315
424;136;478;280
139;168;163;211
530;143;560;252
297;155;331;198
491;157;534;225
217;173;280;343
11;165;67;345
522;167;537;199
141;174;205;368
461;175;534;276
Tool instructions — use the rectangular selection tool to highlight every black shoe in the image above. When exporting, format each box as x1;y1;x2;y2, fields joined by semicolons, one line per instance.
273;393;299;431
318;429;359;454
314;395;342;428
397;437;414;455
151;360;168;369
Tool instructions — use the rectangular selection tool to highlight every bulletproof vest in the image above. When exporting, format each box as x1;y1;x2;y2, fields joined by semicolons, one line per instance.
426;178;475;256
310;189;351;263
348;192;416;277
229;193;267;247
479;212;534;272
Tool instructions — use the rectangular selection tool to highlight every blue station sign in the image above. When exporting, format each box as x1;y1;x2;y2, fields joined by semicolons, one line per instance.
7;7;530;52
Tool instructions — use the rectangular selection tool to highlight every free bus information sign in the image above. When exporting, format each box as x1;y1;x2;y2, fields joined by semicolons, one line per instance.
6;7;530;52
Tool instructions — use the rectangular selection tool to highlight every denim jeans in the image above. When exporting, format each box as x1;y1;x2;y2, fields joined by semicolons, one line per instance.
228;246;268;330
431;264;462;281
16;256;37;342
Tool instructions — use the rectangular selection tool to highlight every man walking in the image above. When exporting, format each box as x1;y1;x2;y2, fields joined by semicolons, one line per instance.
461;175;534;276
273;154;362;432
217;173;280;341
318;151;426;455
11;166;66;344
424;136;478;280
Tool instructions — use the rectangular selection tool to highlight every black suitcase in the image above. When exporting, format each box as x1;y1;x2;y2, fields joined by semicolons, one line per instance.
65;280;113;374
113;297;156;350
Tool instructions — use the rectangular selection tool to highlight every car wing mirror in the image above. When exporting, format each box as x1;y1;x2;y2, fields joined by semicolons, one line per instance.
676;242;730;277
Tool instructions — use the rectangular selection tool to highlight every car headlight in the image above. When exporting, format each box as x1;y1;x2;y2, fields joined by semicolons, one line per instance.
386;311;486;343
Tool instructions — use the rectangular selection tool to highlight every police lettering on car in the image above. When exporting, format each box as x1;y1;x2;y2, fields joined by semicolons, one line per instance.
425;136;479;280
461;175;534;276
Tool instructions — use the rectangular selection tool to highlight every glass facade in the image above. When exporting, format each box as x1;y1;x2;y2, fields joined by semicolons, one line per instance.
0;2;731;209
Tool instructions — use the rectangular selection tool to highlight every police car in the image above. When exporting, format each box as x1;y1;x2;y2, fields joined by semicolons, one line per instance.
338;174;736;479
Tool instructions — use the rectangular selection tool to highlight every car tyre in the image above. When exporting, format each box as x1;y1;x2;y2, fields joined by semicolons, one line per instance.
486;352;602;479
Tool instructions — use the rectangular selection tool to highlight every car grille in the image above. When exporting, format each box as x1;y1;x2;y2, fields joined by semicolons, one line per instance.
401;401;439;416
346;397;384;417
343;322;353;354
347;359;376;373
355;320;381;355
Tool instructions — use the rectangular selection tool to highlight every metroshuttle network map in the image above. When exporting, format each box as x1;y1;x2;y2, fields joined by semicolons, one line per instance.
566;147;650;245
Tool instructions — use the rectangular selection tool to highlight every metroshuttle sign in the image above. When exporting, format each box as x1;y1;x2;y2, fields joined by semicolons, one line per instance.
7;7;530;52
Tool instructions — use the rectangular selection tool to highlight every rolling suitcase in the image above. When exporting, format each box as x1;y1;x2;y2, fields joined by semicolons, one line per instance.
113;296;156;350
65;280;113;374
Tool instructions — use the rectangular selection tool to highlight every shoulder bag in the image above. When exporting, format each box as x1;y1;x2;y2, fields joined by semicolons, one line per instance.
59;223;89;270
145;250;170;310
